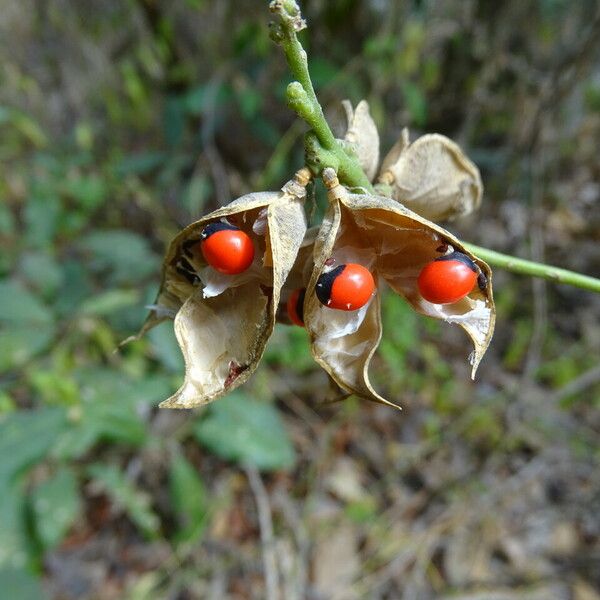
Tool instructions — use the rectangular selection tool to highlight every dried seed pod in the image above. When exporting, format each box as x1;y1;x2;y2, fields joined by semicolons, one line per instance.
378;130;483;222
150;174;309;408
342;100;380;182
304;170;495;408
277;226;318;326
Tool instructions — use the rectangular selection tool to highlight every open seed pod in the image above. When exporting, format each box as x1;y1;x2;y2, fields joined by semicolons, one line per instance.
276;226;318;326
342;100;380;182
151;173;308;408
304;170;495;408
378;129;483;222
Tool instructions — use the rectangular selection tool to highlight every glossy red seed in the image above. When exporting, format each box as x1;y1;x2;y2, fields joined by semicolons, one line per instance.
199;223;255;275
417;253;478;304
316;263;375;311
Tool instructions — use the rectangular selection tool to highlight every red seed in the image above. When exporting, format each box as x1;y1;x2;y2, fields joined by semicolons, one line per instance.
417;252;478;304
199;222;255;275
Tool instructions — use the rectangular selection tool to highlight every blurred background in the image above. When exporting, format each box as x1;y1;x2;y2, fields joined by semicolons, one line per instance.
1;0;600;598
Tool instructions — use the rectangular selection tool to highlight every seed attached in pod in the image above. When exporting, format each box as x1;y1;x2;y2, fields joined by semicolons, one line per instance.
286;288;306;327
199;222;255;275
316;263;375;311
417;251;478;304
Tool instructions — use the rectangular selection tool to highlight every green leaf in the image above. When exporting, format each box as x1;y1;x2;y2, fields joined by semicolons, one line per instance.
52;369;173;459
87;464;160;538
181;174;211;216
0;202;15;236
53;260;93;317
31;467;81;550
0;280;53;324
79;289;140;316
0;568;47;600
24;192;60;247
264;327;313;372
19;252;64;299
115;152;166;177
169;453;209;544
148;320;184;373
237;88;262;120
0;280;56;371
63;174;107;210
194;393;295;472
308;57;339;90
164;97;185;146
78;230;158;285
0;408;67;481
0;479;29;570
402;81;428;127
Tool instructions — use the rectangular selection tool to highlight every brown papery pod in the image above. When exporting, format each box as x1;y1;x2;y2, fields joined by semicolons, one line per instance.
378;130;483;222
151;171;309;408
304;169;495;408
342;100;380;182
277;226;318;325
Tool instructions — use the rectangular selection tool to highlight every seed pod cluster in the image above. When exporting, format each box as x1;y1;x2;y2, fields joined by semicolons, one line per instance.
141;101;495;410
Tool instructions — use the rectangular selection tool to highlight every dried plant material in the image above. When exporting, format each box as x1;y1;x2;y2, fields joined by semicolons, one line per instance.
305;172;495;407
155;177;307;408
342;100;380;182
304;196;394;408
378;132;483;222
277;226;319;325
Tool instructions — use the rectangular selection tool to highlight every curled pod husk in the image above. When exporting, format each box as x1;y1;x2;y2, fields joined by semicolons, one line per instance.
304;174;495;408
277;226;319;325
150;177;308;408
342;100;380;182
378;129;483;222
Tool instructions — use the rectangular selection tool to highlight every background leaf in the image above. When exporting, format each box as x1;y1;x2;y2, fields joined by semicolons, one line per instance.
0;280;57;371
87;464;160;538
194;393;296;471
78;230;158;285
0;568;47;600
0;408;67;481
169;453;209;544
30;467;81;550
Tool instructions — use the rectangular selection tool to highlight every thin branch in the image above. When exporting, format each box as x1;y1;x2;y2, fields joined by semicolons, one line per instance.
464;243;600;294
269;0;373;191
245;464;280;600
268;0;600;295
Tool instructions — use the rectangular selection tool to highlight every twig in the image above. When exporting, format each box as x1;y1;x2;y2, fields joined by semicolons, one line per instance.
245;464;280;600
464;243;600;294
269;0;373;190
268;1;600;295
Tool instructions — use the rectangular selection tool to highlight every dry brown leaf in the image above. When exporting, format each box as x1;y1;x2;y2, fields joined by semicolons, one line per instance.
342;99;380;182
151;178;307;408
378;131;483;221
304;174;495;407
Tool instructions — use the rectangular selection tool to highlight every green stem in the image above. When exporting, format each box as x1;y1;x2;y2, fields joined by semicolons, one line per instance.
270;0;373;191
269;0;600;295
465;243;600;293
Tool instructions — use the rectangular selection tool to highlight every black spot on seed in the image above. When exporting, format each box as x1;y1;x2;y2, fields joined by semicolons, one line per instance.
315;265;345;306
435;251;477;273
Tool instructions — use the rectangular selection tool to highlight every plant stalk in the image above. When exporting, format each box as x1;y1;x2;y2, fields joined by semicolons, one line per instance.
270;0;600;294
465;244;600;293
270;0;373;191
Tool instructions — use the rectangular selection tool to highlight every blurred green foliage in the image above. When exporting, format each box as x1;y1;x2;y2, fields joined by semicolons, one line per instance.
1;0;599;596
